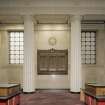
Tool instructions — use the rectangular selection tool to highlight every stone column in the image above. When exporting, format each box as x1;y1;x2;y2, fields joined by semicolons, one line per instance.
23;15;35;92
70;15;82;92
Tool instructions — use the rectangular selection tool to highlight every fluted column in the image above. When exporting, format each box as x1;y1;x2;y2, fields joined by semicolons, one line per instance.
70;15;82;92
23;15;35;92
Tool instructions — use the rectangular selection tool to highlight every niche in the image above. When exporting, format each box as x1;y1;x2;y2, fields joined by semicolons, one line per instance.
37;49;68;75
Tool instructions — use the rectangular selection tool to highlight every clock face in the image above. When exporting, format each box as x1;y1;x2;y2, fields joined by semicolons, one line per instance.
48;37;57;46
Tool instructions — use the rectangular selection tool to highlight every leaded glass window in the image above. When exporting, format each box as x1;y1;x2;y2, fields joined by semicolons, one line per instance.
81;31;96;64
9;31;24;64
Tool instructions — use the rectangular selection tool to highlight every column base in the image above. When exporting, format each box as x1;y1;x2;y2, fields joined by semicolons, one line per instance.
23;91;35;94
70;91;80;94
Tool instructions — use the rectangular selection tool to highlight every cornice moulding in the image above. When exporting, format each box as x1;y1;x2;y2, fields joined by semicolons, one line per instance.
0;0;105;7
0;7;105;15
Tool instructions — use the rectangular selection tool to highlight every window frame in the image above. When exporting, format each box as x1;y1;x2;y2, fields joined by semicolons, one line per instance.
81;31;96;64
8;31;24;64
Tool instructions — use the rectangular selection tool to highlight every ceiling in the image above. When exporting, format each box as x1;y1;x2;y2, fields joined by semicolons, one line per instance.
35;15;68;24
0;15;105;24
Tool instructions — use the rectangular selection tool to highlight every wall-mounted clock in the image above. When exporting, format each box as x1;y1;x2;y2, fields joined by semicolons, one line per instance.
48;37;57;46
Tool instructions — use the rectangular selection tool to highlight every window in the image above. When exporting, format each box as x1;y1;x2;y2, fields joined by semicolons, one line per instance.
81;31;96;64
9;31;24;64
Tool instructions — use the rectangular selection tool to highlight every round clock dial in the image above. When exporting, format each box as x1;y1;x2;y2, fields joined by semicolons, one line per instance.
48;37;57;46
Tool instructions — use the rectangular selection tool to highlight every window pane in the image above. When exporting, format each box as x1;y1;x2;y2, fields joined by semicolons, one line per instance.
15;51;19;54
91;59;95;63
20;51;23;54
91;42;95;45
82;55;85;59
20;55;24;59
10;42;15;45
91;46;95;50
86;38;90;41
20;60;23;63
86;51;90;54
86;42;90;45
10;60;15;63
15;42;19;46
10;55;15;59
20;38;23;41
16;55;19;59
86;59;90;64
81;32;85;37
91;32;95;37
82;42;85;45
82;38;85;41
91;51;95;54
82;59;85;63
81;51;85;54
91;55;95;58
91;38;95;41
15;38;19;41
86;55;90;58
81;46;85;50
10;32;15;37
15;46;19;50
86;32;90;37
10;37;15;41
10;46;15;50
15;32;20;37
10;51;15;54
20;32;23;37
16;60;19;63
20;42;23;45
86;46;90;50
20;46;23;50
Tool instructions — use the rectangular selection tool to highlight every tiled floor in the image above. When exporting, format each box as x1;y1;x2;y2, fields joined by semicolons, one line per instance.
20;90;84;105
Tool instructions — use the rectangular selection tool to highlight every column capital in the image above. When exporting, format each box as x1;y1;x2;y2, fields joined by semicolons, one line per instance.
23;15;37;24
70;15;82;21
23;15;34;21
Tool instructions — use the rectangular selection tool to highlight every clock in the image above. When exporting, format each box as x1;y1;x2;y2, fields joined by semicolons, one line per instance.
48;37;57;46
